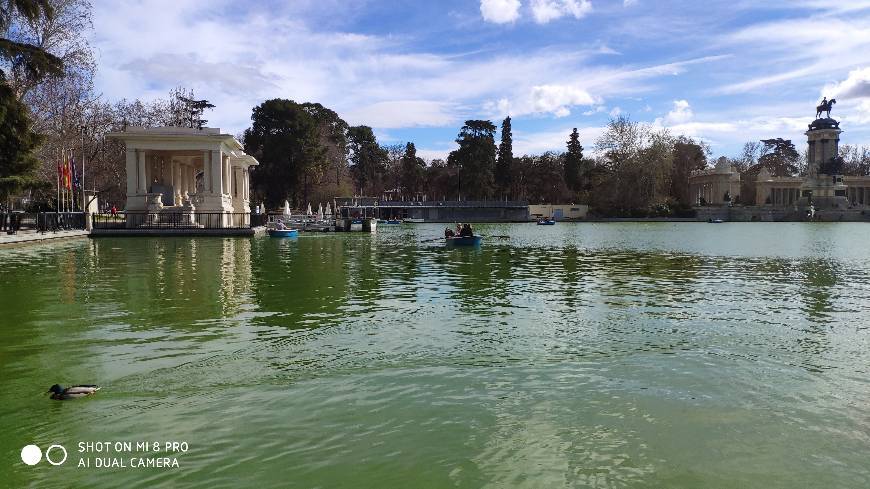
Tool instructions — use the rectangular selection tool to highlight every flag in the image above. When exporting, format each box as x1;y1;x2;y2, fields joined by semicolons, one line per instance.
63;156;71;189
71;154;80;189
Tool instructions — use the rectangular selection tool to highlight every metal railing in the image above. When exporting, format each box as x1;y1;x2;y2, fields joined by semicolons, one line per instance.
92;212;253;230
1;212;86;233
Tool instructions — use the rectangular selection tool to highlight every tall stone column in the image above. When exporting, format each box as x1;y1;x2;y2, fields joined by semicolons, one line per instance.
211;150;223;195
137;150;147;194
125;149;137;198
202;151;211;193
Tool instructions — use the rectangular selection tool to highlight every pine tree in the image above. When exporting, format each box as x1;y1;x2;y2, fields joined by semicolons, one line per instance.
564;128;584;193
495;116;513;197
0;83;43;202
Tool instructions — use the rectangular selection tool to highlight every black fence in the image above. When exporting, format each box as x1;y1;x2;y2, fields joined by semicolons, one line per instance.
250;213;267;227
92;212;254;230
1;212;86;234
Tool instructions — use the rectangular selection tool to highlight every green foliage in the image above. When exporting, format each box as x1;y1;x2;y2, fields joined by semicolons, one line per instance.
495;116;512;195
670;137;707;205
243;99;328;207
400;142;425;196
0;0;63;86
347;125;387;195
759;138;799;176
0;82;43;198
564;128;584;193
447;119;496;199
595;116;675;213
517;151;569;203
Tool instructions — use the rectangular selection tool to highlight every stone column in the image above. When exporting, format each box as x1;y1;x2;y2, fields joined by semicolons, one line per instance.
137;150;147;194
202;151;211;193
211;150;223;195
125;148;137;198
223;155;233;196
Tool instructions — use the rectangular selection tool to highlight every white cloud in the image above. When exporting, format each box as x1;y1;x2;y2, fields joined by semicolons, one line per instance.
343;100;458;128
480;0;521;24
623;0;638;6
530;84;597;117
717;15;870;94
664;99;693;124
530;0;592;24
609;106;622;117
824;66;870;99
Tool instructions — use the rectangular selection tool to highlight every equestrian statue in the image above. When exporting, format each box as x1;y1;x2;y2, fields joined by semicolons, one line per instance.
816;97;836;119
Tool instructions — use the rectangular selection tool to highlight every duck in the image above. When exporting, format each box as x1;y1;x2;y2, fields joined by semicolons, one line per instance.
47;384;100;400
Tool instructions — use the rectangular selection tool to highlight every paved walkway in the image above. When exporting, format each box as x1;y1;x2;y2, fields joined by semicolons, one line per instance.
0;229;89;246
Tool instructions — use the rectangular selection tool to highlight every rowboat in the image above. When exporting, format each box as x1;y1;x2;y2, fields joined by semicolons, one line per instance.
267;228;298;238
709;218;724;223
378;219;402;225
446;235;482;247
403;218;424;223
537;219;556;225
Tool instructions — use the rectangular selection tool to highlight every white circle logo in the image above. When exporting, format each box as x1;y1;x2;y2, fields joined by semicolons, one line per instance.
20;445;42;466
45;445;67;466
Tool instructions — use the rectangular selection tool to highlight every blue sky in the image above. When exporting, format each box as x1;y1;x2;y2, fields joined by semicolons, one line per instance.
90;0;870;161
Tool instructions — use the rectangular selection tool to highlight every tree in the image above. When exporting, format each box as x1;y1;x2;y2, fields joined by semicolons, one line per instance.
564;128;584;194
300;102;350;203
759;138;799;176
7;0;94;100
400;142;425;198
447;119;496;199
425;158;452;201
670;137;707;206
522;152;569;203
0;0;64;206
495;116;512;197
595;116;674;213
382;142;403;194
0;83;43;203
0;0;64;90
243;99;326;207
347;125;387;195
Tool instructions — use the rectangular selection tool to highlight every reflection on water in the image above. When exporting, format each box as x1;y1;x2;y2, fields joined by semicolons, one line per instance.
2;223;870;488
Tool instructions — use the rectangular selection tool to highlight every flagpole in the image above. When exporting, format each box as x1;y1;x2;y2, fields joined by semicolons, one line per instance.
56;149;60;213
81;126;86;213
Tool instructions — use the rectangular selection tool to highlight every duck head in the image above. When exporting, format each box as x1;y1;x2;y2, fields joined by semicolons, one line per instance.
47;384;63;395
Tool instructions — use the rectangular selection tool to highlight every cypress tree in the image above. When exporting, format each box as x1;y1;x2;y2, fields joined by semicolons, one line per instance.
564;128;584;193
495;116;513;198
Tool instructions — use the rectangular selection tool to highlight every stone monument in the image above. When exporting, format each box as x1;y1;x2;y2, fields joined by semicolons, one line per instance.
798;98;848;210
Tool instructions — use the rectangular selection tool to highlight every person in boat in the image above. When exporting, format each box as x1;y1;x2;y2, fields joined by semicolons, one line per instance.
445;227;455;238
276;219;286;230
455;223;462;235
460;223;473;237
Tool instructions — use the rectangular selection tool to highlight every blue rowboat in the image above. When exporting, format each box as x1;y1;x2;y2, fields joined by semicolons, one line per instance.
537;219;556;225
268;228;298;238
378;219;402;225
446;235;482;247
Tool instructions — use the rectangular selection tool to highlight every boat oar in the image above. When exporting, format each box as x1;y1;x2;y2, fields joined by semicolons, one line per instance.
482;234;510;239
420;237;444;243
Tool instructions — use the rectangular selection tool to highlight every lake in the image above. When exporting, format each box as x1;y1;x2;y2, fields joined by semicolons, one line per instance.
2;222;870;488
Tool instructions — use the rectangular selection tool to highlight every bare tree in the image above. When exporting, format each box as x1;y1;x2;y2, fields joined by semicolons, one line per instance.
6;0;95;99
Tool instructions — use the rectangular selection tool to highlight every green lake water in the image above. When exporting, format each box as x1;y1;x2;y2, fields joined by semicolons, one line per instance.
2;222;870;488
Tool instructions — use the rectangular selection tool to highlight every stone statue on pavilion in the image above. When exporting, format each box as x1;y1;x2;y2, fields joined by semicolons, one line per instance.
815;97;837;119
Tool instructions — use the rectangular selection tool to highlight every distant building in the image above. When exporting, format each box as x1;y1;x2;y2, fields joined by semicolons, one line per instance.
528;204;588;220
689;117;870;212
106;127;258;226
688;157;741;205
333;197;529;222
